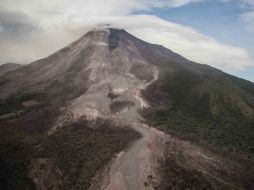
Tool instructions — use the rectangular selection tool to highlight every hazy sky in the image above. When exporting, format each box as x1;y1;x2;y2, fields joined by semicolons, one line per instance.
0;0;254;81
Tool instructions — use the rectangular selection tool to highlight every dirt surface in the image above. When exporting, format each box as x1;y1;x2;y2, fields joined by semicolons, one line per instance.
47;28;169;190
95;60;168;190
97;123;166;190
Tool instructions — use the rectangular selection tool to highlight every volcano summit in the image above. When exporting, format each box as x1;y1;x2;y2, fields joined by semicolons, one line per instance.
0;28;254;190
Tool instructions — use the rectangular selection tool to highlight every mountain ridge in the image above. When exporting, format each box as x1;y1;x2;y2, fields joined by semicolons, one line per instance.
0;28;254;190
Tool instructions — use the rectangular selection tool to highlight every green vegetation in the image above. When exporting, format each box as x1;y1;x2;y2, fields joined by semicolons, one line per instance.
0;90;64;189
0;141;37;190
0;121;43;190
143;66;254;156
158;157;218;190
38;120;140;190
0;110;140;190
226;74;254;96
153;111;254;154
0;99;57;190
0;93;43;116
143;65;254;189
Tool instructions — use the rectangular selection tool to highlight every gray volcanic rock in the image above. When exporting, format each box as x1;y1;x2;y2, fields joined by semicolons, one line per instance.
0;29;153;100
0;63;21;76
0;28;166;190
0;27;254;190
0;28;216;101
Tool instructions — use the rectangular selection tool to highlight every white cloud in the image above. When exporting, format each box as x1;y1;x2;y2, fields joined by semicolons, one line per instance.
164;0;203;7
0;0;253;73
94;15;254;71
239;0;254;23
242;10;254;22
241;10;254;33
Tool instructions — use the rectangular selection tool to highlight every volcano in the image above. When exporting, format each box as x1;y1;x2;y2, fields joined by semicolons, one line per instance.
0;28;254;190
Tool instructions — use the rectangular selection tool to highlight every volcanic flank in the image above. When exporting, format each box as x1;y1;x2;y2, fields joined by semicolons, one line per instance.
0;27;254;190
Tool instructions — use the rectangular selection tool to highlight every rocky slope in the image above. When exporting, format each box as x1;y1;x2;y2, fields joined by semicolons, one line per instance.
0;63;21;77
0;27;254;190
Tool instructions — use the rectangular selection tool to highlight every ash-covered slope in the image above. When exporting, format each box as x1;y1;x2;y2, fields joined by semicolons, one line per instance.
0;28;220;101
0;63;21;77
0;28;254;190
0;28;164;190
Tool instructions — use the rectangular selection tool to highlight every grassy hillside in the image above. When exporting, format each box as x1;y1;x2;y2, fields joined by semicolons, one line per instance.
143;62;254;156
226;74;254;96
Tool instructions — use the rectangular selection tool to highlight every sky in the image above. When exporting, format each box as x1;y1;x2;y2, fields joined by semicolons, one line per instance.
0;0;254;81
